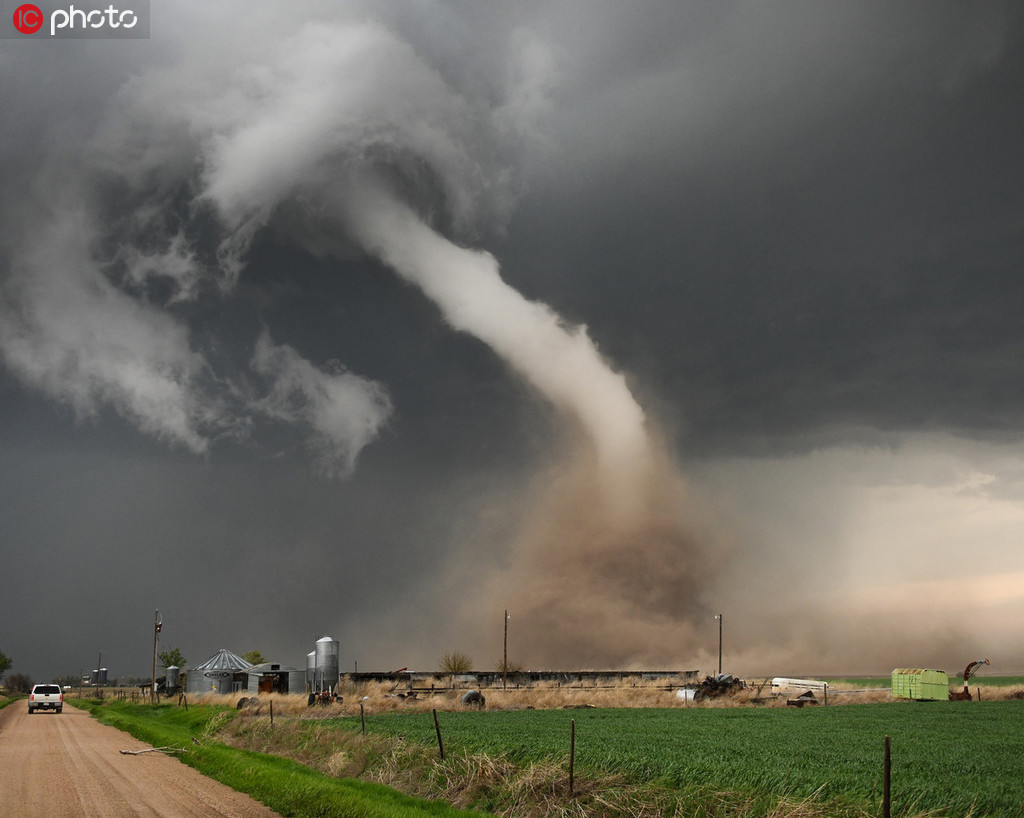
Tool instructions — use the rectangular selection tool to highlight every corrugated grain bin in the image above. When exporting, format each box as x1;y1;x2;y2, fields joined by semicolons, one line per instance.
891;668;948;701
186;648;253;695
314;636;339;692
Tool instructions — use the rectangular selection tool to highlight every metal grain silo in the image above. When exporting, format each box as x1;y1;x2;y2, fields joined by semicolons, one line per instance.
165;665;181;692
306;650;316;689
314;636;339;692
186;648;253;695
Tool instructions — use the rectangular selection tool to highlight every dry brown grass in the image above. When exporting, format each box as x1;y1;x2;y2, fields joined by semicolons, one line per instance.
182;680;694;717
181;679;1024;718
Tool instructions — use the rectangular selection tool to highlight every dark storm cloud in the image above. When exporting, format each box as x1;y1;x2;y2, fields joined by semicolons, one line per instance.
498;2;1024;454
3;1;1024;684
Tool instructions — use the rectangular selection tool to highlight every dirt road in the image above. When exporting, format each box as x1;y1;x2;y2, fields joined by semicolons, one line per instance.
0;702;282;817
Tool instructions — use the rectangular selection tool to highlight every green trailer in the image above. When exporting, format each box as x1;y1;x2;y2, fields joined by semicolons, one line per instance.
891;668;949;701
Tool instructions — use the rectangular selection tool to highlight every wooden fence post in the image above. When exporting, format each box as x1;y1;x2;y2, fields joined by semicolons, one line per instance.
433;709;445;761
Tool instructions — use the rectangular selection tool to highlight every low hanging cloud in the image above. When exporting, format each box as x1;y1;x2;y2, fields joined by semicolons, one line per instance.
0;196;214;452
251;330;392;477
0;20;441;475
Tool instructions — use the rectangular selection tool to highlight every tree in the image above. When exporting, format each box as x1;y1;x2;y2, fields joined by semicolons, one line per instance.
242;650;266;665
7;673;33;693
494;658;524;674
157;647;186;669
0;649;11;682
439;651;473;675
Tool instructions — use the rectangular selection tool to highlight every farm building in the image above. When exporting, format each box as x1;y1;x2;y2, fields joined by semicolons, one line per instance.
343;669;698;691
245;662;306;695
891;668;949;701
186;648;253;695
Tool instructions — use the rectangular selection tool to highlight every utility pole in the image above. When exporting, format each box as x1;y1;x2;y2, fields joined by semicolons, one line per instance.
715;613;723;675
503;610;509;690
151;610;161;704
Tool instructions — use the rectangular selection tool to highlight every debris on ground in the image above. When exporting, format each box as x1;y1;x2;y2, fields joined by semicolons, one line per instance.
676;673;745;702
119;746;187;755
786;690;819;707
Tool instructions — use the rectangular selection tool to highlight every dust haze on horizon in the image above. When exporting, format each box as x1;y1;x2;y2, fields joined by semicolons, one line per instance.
2;2;1024;683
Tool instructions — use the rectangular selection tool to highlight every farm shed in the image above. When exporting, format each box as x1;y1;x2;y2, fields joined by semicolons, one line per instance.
245;663;306;695
891;668;949;701
186;648;253;695
344;669;699;691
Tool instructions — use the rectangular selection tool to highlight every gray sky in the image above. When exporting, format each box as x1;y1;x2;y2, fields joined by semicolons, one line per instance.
2;1;1023;684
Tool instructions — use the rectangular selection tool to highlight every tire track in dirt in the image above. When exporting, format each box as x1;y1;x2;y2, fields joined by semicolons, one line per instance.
0;703;282;817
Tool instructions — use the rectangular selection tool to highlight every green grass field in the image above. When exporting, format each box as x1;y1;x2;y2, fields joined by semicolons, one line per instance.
346;701;1024;816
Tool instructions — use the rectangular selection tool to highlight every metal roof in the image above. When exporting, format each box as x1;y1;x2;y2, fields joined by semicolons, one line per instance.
190;648;252;672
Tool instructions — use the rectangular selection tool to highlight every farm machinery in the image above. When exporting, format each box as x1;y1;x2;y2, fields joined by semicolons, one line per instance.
686;673;745;702
948;659;989;701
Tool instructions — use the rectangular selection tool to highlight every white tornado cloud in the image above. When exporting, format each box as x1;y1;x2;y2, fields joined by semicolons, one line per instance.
186;18;654;505
336;176;653;512
0;6;710;666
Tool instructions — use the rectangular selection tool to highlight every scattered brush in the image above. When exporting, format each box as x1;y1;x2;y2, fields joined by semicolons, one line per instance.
181;677;1024;719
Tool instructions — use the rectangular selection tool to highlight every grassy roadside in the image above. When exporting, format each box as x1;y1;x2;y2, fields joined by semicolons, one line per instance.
73;699;492;818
